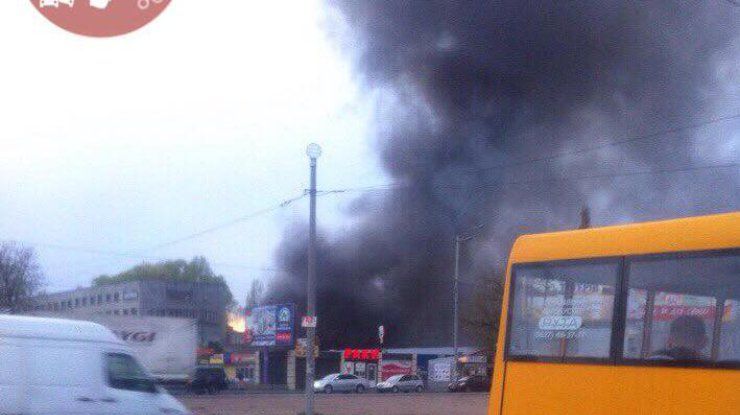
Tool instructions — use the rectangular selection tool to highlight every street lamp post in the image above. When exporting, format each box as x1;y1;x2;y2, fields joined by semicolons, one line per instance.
305;143;321;415
452;226;482;381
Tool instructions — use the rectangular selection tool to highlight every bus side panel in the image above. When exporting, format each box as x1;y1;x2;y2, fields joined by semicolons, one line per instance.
501;362;740;414
487;262;514;415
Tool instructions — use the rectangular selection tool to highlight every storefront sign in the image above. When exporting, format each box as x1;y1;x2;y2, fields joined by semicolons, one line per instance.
343;348;380;361
226;352;257;364
245;304;294;347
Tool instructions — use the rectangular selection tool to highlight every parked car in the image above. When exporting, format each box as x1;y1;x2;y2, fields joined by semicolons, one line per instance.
448;375;491;392
188;365;228;394
313;373;372;394
0;315;190;415
376;374;424;393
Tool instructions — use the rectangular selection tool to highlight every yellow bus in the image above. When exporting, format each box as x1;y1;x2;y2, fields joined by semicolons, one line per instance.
488;212;739;414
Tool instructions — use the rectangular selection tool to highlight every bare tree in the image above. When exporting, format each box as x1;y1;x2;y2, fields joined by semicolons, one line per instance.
461;275;504;353
0;243;44;313
246;279;264;309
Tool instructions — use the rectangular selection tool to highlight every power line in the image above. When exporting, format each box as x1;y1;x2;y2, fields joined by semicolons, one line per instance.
316;162;739;194
471;113;740;173
145;193;307;251
467;162;740;191
1;238;289;274
315;114;739;195
316;184;405;195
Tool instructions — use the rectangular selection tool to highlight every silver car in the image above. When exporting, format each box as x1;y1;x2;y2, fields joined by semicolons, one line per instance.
376;374;424;393
313;373;372;394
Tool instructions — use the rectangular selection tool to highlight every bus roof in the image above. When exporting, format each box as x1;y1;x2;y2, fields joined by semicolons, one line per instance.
0;314;122;344
509;211;740;264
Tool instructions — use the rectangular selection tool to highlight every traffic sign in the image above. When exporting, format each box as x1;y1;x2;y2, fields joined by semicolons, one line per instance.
302;315;317;328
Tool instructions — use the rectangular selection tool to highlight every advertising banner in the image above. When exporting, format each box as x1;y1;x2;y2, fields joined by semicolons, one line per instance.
85;316;197;380
380;359;413;381
429;359;452;382
245;304;294;347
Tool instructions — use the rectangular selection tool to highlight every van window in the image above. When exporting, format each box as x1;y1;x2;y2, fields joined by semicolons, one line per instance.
623;252;739;364
507;260;619;360
105;353;155;393
31;347;93;387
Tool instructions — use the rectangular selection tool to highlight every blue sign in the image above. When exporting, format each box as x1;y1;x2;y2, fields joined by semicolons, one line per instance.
246;304;293;347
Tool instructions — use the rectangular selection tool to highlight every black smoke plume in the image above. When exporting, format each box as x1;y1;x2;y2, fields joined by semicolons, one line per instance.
266;1;740;348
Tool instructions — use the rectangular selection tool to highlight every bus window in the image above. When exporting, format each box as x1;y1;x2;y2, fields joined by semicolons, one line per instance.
623;252;739;364
507;260;619;360
719;299;739;362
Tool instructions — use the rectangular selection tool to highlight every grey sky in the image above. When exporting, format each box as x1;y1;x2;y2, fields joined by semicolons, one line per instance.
0;1;386;303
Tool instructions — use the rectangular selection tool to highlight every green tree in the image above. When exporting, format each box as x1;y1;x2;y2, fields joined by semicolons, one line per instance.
93;256;234;305
0;243;44;313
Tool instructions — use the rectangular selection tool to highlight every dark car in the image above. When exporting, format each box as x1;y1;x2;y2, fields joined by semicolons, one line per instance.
188;365;228;394
448;375;491;392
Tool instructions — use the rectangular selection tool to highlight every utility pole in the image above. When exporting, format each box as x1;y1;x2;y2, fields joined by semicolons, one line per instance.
452;235;461;381
305;143;322;415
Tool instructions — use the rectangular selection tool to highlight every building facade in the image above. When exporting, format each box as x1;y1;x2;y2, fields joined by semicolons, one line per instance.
29;280;228;344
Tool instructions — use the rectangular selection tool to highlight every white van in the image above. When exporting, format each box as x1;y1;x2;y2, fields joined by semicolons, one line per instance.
0;315;191;415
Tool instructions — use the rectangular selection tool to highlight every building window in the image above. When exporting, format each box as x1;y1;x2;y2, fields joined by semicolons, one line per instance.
131;308;138;315
122;290;139;301
97;294;103;303
106;293;112;303
123;309;129;316
114;292;120;302
113;310;120;315
82;298;87;307
74;298;79;307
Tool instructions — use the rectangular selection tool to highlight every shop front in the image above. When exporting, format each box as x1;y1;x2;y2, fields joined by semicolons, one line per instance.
224;351;259;384
341;348;380;386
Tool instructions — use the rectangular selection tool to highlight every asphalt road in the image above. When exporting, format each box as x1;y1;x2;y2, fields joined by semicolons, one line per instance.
181;392;490;415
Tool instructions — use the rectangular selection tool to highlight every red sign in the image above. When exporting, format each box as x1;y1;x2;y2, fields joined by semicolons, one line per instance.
652;305;715;321
276;332;292;344
228;352;256;364
343;348;380;361
381;361;412;381
197;347;214;357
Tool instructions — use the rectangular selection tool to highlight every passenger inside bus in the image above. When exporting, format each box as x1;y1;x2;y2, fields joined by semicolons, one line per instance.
651;315;708;361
